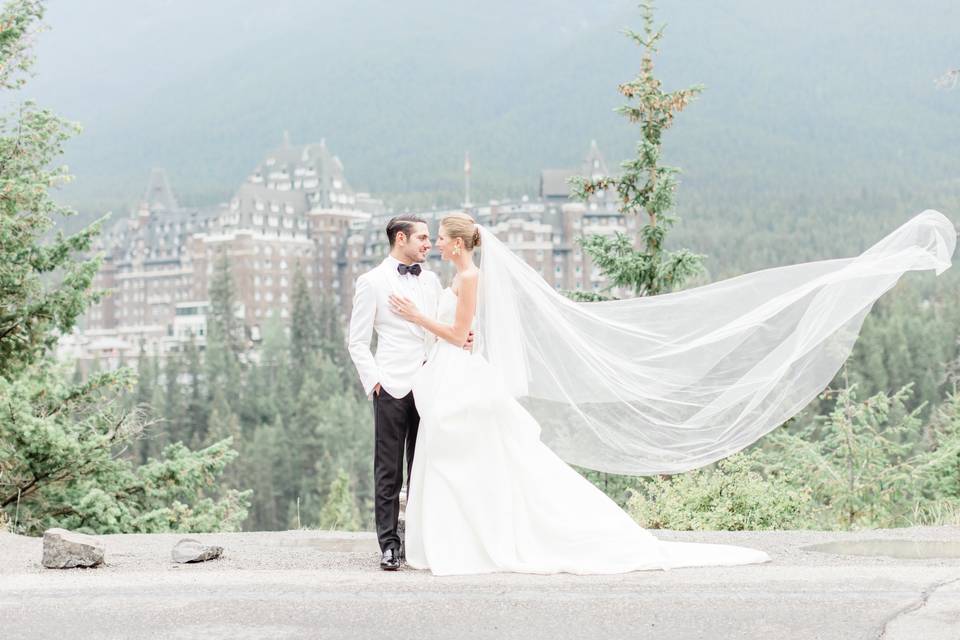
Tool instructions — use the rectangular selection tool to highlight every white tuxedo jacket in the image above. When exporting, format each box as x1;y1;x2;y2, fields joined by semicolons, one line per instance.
348;256;442;399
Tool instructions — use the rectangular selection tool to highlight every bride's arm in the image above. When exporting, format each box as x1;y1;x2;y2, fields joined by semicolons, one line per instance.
389;271;478;347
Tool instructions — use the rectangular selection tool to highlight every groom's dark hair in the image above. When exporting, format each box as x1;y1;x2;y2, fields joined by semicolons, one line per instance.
386;214;427;247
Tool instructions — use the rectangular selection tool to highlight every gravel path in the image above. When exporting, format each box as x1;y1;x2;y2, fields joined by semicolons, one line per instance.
2;526;959;639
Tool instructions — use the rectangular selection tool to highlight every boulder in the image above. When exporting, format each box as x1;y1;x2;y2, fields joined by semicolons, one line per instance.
172;538;223;564
42;528;105;569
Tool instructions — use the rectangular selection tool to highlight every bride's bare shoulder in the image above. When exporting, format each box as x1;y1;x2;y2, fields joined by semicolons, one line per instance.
450;268;479;296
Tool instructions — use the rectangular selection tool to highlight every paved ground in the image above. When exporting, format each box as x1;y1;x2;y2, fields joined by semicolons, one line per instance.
2;526;959;639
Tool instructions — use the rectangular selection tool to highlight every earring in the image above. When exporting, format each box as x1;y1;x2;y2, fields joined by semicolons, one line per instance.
453;245;461;256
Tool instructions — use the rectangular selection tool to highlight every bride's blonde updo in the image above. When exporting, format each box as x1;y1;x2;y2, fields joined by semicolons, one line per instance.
441;212;481;250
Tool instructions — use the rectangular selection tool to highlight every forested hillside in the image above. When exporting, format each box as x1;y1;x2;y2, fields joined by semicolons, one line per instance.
20;0;959;215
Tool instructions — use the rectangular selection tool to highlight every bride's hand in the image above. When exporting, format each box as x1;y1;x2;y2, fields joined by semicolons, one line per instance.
389;294;422;324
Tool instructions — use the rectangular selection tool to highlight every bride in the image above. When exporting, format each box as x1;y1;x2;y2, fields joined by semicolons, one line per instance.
388;211;955;576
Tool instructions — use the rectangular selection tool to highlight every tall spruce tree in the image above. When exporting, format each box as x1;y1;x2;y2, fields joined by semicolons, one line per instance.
567;1;706;494
205;252;244;418
290;266;321;394
569;1;705;300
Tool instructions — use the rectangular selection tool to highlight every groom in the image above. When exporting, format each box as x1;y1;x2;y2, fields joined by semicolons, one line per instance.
348;215;470;570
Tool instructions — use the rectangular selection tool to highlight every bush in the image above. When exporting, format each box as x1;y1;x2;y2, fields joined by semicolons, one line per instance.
626;450;813;530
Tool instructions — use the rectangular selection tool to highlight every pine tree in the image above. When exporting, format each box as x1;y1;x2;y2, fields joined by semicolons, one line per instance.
317;469;362;531
568;1;705;493
0;1;246;535
290;266;322;395
161;349;186;446
569;0;705;300
317;293;349;374
182;334;208;444
244;416;288;530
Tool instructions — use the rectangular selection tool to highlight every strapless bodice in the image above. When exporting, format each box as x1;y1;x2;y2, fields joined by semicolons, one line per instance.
437;287;458;324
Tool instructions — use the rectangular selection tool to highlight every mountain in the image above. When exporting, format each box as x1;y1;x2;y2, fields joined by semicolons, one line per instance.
15;0;960;222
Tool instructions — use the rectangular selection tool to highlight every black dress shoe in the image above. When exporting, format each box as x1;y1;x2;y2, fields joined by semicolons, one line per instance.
380;547;401;571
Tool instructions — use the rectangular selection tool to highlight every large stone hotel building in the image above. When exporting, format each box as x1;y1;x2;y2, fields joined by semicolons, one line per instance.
61;140;630;366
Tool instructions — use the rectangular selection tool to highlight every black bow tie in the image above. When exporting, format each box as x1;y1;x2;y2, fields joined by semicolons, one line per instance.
397;263;422;277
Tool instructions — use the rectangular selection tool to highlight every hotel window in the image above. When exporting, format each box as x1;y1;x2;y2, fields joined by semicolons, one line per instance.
255;200;265;211
268;216;278;227
270;203;279;213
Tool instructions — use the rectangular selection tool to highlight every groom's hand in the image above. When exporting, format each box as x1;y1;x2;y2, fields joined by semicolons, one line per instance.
462;330;475;352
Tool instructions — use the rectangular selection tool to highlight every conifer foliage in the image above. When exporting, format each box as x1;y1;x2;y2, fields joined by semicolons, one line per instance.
0;0;247;535
570;1;705;299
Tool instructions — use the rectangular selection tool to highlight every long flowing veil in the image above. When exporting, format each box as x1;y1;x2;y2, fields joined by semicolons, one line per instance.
474;210;957;475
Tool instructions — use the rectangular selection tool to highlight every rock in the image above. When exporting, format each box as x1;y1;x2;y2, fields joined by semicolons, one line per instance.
172;538;223;564
42;528;105;569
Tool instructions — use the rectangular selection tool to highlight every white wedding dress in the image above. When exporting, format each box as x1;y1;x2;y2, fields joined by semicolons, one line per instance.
403;287;771;576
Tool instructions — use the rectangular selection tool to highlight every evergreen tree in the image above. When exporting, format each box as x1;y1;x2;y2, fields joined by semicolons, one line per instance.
0;1;245;535
289;267;322;394
569;0;705;299
205;252;244;413
182;334;208;445
317;293;349;374
317;469;362;531
161;348;186;446
244;416;287;530
568;1;705;493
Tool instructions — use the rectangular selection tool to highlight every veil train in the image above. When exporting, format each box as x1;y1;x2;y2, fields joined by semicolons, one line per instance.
474;210;957;475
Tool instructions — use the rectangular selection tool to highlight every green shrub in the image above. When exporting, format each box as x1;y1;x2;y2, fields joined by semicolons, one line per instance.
626;451;813;530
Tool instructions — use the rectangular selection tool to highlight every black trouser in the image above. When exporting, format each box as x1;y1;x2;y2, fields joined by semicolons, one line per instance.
373;388;419;553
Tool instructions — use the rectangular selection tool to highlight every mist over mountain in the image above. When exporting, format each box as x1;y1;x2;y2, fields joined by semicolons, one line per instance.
19;0;960;218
